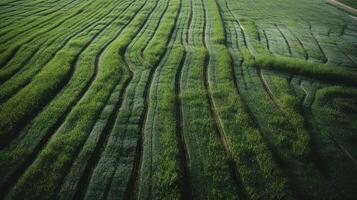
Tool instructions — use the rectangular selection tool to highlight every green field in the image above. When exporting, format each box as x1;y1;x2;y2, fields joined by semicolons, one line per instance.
338;0;357;8
0;0;356;199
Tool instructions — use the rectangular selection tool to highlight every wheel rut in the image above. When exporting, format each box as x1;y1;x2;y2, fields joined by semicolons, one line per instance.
66;4;143;200
0;1;134;196
173;0;193;198
115;0;170;198
1;0;93;46
0;0;127;148
202;0;248;199
289;29;309;60
275;24;292;56
0;0;120;102
0;0;78;38
0;0;94;68
58;0;154;198
123;1;181;199
262;29;270;52
72;75;133;200
309;24;328;63
90;0;166;198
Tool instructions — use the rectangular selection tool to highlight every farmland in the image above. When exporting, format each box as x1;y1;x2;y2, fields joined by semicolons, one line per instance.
0;0;356;199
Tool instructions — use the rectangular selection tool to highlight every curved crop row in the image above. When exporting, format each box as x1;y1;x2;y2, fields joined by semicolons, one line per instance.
0;0;121;102
1;0;148;198
0;1;139;196
0;0;96;68
0;0;88;48
309;85;357;199
0;0;127;147
0;0;78;34
224;1;344;198
211;0;296;199
75;0;171;198
134;0;187;198
177;0;239;198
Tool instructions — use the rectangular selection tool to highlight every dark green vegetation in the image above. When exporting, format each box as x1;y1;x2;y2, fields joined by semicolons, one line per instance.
0;0;356;199
338;0;357;9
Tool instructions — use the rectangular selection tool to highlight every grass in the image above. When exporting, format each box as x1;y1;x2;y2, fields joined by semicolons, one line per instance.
0;0;356;199
338;0;357;9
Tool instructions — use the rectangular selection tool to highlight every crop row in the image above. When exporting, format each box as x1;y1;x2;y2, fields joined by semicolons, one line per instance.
213;0;295;199
221;0;353;199
1;0;150;198
0;0;80;36
0;0;128;146
0;0;123;102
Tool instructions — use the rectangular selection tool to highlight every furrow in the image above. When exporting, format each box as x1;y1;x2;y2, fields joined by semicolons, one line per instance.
104;1;164;197
275;24;292;56
203;53;247;199
56;3;142;199
0;0;118;102
309;24;328;63
202;0;248;198
124;2;180;199
130;0;172;197
256;68;286;114
0;0;125;147
0;2;130;196
174;0;193;197
301;84;357;167
0;0;89;46
3;1;154;199
139;0;170;61
222;0;253;56
73;0;161;198
0;0;87;49
124;0;164;70
72;75;133;200
174;50;193;200
290;31;309;60
123;65;153;200
80;1;169;198
176;0;241;198
0;0;78;34
0;0;95;68
262;29;270;51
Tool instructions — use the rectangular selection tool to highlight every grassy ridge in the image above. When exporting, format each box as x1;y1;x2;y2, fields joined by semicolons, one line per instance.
256;55;357;86
236;16;357;86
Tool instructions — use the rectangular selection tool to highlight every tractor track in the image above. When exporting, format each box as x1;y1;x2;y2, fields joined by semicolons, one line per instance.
0;0;98;68
60;3;146;199
0;0;128;148
123;1;181;198
173;0;194;197
0;1;134;196
0;0;118;95
275;24;292;56
122;0;172;197
309;24;328;63
202;0;248;198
